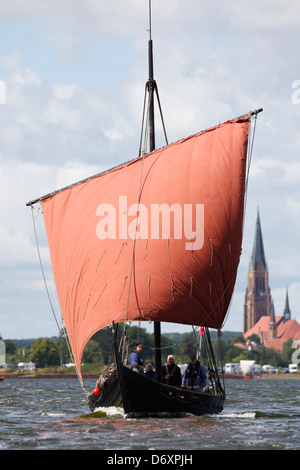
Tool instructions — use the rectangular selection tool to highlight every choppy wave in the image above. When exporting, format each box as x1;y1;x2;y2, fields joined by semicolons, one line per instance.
1;377;299;450
220;410;300;419
219;412;256;419
85;406;126;418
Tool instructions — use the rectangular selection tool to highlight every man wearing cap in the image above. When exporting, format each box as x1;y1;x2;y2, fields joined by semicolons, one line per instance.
182;355;207;391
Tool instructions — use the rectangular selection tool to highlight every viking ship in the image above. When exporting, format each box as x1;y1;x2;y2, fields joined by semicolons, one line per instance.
27;2;262;417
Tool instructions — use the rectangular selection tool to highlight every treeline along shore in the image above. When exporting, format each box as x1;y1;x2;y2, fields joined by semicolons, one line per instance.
1;324;299;378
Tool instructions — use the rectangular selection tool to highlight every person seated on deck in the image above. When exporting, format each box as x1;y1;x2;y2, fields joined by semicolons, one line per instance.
130;362;142;373
144;362;155;381
128;342;144;371
182;355;207;391
161;355;182;387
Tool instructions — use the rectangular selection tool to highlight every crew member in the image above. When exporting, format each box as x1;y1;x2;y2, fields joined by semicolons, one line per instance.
161;354;182;387
182;355;207;390
128;342;144;369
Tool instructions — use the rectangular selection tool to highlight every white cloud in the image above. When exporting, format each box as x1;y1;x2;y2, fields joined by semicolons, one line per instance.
54;161;100;190
0;0;300;339
44;100;81;131
52;83;80;101
287;196;300;215
12;69;41;87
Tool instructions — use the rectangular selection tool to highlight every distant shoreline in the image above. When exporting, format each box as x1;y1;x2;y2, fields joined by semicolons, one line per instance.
0;373;98;379
253;373;300;379
1;372;299;380
222;373;300;380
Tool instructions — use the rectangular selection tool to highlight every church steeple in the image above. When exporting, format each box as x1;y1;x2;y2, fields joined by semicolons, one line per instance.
244;211;297;341
283;287;291;323
251;208;267;271
268;301;277;340
243;208;272;334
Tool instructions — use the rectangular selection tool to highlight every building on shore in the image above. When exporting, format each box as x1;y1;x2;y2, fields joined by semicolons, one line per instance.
243;209;300;353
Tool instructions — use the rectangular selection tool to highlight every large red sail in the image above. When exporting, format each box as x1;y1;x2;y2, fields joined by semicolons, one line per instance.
41;115;250;374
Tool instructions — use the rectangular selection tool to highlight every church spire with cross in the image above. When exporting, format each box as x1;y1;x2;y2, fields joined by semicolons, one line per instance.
251;207;267;271
283;287;291;323
243;208;273;333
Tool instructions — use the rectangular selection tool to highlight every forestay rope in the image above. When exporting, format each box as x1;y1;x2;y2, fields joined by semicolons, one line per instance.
30;205;89;400
220;108;262;330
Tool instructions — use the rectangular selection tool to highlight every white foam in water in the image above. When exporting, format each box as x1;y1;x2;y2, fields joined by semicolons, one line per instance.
94;406;125;418
91;407;257;419
219;412;256;419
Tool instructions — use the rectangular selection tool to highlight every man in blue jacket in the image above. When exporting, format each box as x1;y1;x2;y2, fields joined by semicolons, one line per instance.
182;355;207;391
128;342;144;370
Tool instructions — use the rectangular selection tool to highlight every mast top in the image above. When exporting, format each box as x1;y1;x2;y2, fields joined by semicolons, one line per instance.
148;0;152;41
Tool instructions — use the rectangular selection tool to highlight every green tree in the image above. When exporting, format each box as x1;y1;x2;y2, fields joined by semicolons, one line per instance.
279;338;293;366
56;329;72;365
3;340;18;356
247;334;261;345
2;339;21;365
226;333;245;346
29;338;60;368
82;340;104;364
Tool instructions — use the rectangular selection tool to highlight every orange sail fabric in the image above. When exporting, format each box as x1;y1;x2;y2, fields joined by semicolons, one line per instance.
41;116;250;375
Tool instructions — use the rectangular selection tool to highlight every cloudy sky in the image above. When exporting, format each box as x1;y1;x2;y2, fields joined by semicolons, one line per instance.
0;0;300;340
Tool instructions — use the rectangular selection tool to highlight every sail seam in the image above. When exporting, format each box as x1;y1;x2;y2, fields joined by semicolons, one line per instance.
119;276;128;301
143;239;148;260
148;273;151;300
79;259;90;284
169;274;175;300
93;283;108;308
71;273;78;297
96;249;107;273
209;238;214;266
190;240;195;262
114;242;127;265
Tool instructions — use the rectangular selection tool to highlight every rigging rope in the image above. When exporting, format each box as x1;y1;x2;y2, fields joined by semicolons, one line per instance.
219;112;259;330
30;205;89;399
243;112;258;229
31;206;61;333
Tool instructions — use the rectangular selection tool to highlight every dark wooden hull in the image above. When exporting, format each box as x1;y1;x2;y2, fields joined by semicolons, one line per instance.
88;367;123;411
88;363;225;417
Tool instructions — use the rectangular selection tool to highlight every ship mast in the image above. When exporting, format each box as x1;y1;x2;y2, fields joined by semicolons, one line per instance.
147;0;161;382
148;0;155;152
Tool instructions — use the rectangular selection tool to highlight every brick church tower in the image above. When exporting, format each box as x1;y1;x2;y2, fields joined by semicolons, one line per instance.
243;209;273;333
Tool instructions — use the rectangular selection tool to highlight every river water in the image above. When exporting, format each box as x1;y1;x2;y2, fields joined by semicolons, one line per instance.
1;376;299;454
